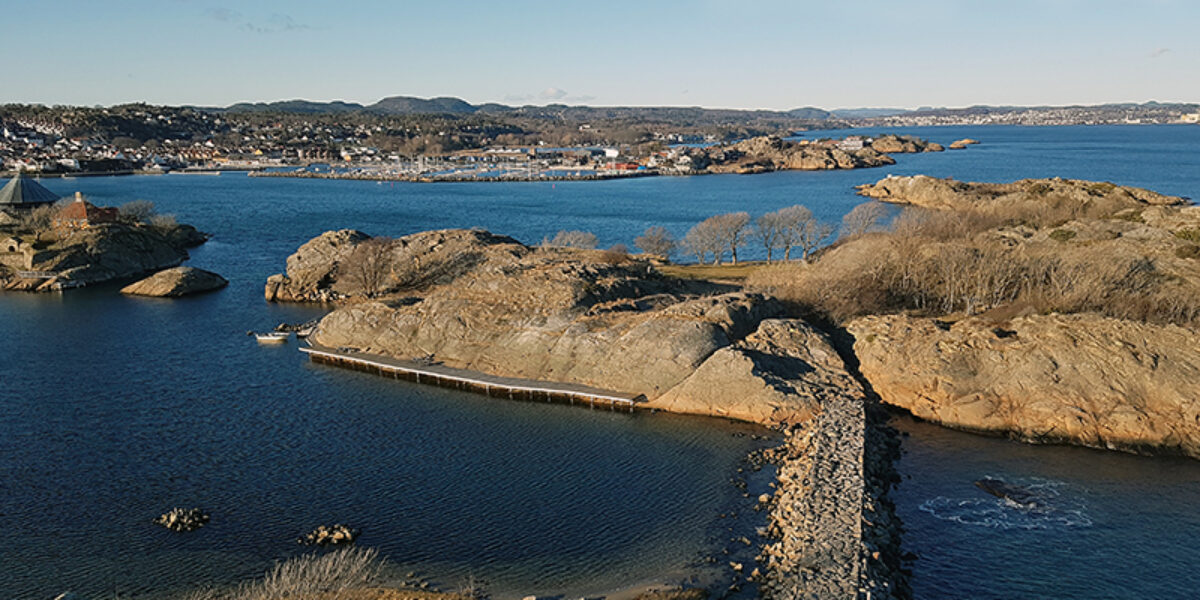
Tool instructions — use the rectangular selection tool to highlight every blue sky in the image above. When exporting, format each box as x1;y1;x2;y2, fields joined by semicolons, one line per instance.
4;0;1197;109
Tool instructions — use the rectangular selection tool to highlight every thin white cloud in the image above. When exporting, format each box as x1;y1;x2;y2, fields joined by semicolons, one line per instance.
506;89;595;105
240;13;311;33
1149;47;1171;58
204;7;240;22
206;7;310;33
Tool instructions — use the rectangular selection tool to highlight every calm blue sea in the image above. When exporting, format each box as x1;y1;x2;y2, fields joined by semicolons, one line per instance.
2;125;1200;599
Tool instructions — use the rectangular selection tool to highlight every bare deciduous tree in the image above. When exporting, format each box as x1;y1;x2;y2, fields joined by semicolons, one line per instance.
775;205;810;261
118;200;156;223
341;237;395;296
682;218;723;264
841;201;889;238
21;203;57;232
754;212;783;263
775;204;832;261
712;212;750;264
798;219;834;261
149;214;177;230
545;230;598;249
634;226;676;259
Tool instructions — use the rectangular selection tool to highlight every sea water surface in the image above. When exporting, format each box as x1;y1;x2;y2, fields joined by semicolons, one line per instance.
3;125;1200;598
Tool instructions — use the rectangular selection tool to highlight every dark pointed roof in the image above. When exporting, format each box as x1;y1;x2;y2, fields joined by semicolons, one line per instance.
0;174;62;208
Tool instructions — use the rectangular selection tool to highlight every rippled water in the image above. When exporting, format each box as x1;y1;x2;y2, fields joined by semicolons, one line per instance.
892;415;1200;599
3;124;1200;598
0;282;773;598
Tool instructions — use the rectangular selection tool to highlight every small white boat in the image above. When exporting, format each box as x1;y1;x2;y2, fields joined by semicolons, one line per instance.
295;326;315;338
255;332;290;343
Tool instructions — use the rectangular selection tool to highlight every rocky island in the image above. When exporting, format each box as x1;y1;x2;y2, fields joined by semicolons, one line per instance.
0;190;209;292
121;266;228;297
677;134;943;175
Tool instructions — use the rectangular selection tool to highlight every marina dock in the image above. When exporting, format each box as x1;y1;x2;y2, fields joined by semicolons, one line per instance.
301;344;644;412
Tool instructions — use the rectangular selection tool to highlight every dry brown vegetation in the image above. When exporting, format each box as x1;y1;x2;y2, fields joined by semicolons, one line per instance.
632;587;709;600
178;547;386;600
748;202;1200;327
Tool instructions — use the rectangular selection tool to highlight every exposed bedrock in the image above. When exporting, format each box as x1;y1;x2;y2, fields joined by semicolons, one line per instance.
849;313;1200;458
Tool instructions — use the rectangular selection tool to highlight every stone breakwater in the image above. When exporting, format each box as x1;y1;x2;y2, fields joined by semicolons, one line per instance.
758;394;906;599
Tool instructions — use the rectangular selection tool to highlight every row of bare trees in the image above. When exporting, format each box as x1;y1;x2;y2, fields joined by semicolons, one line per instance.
535;201;890;267
674;203;866;265
678;212;751;265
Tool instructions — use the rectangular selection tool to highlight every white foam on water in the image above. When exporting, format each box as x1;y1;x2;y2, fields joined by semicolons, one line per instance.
919;477;1093;530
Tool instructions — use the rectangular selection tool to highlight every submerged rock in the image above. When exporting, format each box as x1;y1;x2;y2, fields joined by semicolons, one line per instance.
154;507;210;532
298;523;359;546
121;266;228;297
974;478;1043;507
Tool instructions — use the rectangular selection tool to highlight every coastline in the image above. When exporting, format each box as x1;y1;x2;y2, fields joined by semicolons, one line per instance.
248;168;660;184
301;340;907;599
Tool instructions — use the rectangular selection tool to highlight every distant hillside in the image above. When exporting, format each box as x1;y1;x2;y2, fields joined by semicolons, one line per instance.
367;96;476;115
223;99;366;114
831;108;911;119
200;96;1199;127
207;95;834;124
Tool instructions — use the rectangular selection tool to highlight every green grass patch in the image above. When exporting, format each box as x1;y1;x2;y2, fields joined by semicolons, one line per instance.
657;261;767;282
1087;181;1117;196
1110;208;1145;223
1174;228;1200;243
1049;229;1077;242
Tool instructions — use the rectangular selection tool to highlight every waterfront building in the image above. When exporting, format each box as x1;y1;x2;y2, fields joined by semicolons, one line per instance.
0;173;61;210
52;193;119;231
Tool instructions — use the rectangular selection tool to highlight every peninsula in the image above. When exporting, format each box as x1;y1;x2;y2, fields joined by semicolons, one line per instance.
262;173;1200;597
265;228;906;598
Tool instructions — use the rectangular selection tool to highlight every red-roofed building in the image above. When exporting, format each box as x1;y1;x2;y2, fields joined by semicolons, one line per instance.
53;193;119;231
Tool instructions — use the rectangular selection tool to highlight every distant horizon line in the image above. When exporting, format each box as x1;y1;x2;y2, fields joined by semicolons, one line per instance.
4;95;1198;114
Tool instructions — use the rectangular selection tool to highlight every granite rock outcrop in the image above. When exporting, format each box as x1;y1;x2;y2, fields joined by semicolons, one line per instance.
121;266;228;297
2;222;208;292
270;228;869;426
848;313;1200;458
273;227;908;595
855;174;1185;212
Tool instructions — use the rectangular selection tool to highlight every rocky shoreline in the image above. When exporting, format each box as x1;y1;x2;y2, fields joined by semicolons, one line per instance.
0;220;209;293
265;227;913;597
246;134;952;184
833;175;1200;459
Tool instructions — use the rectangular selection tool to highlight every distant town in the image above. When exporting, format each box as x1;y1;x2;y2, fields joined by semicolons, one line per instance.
2;97;1196;179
